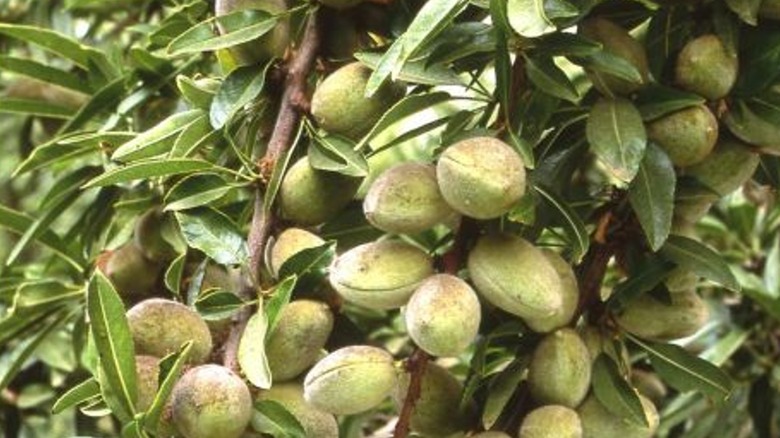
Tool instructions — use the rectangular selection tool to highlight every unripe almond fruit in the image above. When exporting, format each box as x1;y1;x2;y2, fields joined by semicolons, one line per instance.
171;364;252;438
135;355;160;412
253;383;338;438
472;433;512;438
685;138;760;197
631;369;668;405
214;0;290;66
303;345;397;415
311;62;405;140
269;228;326;278
405;274;481;357
578;393;659;438
104;243;161;301
436;137;526;219
527;328;592;408
134;208;177;262
578;18;649;96
519;405;583;438
364;162;456;234
646;105;718;167
394;363;475;436
266;300;334;382
524;249;580;333
617;290;708;341
279;156;361;226
675;34;738;100
127;298;213;364
467;234;563;320
329;240;434;309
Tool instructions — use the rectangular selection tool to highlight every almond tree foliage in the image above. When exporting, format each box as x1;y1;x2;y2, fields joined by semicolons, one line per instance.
1;0;780;437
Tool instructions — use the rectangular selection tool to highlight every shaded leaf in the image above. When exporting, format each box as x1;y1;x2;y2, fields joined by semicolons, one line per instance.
167;9;277;57
629;335;732;402
0;55;92;93
356;52;464;89
195;291;245;321
252;400;306;438
482;358;527;428
277;242;336;280
592;354;648;426
507;0;555;37
629;143;676;251
524;55;578;102
264;276;297;335
165;173;235;211
0;310;69;391
534;186;589;263
661;235;740;291
0;23;110;72
307;135;368;177
112;110;204;162
634;85;706;121
209;61;272;129
83;159;215;188
143;342;192;433
356;91;452;149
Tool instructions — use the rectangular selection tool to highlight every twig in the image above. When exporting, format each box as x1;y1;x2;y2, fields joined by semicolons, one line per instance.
222;11;321;372
394;349;429;438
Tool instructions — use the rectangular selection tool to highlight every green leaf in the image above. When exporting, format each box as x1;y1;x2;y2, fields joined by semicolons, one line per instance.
628;335;732;402
87;272;137;422
356;52;464;88
592;354;649;426
14;131;134;176
209;61;273;129
307;135;369;177
0;23;109;70
355;91;452;149
732;267;780;320
175;207;248;265
164;173;236;211
524;55;579;102
660;235;740;291
52;378;100;415
634;85;706;121
609;257;676;309
277;242;336;280
586;97;647;183
0;55;92;93
573;51;643;85
176;75;218;110
239;307;272;389
252;400;307;438
143;342;192;433
629;143;676;251
264;276;297;335
534;186;589;263
700;328;749;367
364;0;469;96
164;253;187;298
59;76;129;134
195;291;246;321
112;110;204;162
121;420;149;438
764;236;780;295
645;8;694;80
0;204;85;271
0;98;74;119
0;309;70;391
9;281;82;316
535;33;602;56
482;358;527;429
167;9;278;57
83;159;215;188
263;127;301;213
170;114;219;158
507;0;555;37
725;0;761;25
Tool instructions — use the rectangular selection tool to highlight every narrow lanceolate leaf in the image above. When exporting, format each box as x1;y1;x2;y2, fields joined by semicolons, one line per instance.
629;335;732;402
164;253;187;298
661;235;740;291
356;91;452;149
175;207;248;265
52;377;101;415
83;159;214;188
167;9;277;57
0;55;92;93
277;242;336;280
239;307;273;389
0;98;73;118
0;23;108;69
524;55;579;102
610;257;676;309
264;276;297;335
592;354;649;426
534;186;589;263
634;85;705;121
482;358;527;429
209;61;272;129
586;97;647;184
252;400;307;438
87;272;137;422
195;291;245;321
112;110;203;162
164;173;235;212
14;131;134;176
629;143;676;251
365;0;469;96
143;342;192;434
307;135;369;177
0;309;70;391
121;420;149;438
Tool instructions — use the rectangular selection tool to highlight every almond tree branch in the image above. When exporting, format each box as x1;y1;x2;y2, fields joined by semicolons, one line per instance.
223;10;321;372
394;348;429;438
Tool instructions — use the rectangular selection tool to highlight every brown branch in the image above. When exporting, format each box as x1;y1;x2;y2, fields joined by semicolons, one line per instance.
222;11;321;372
393;349;429;438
